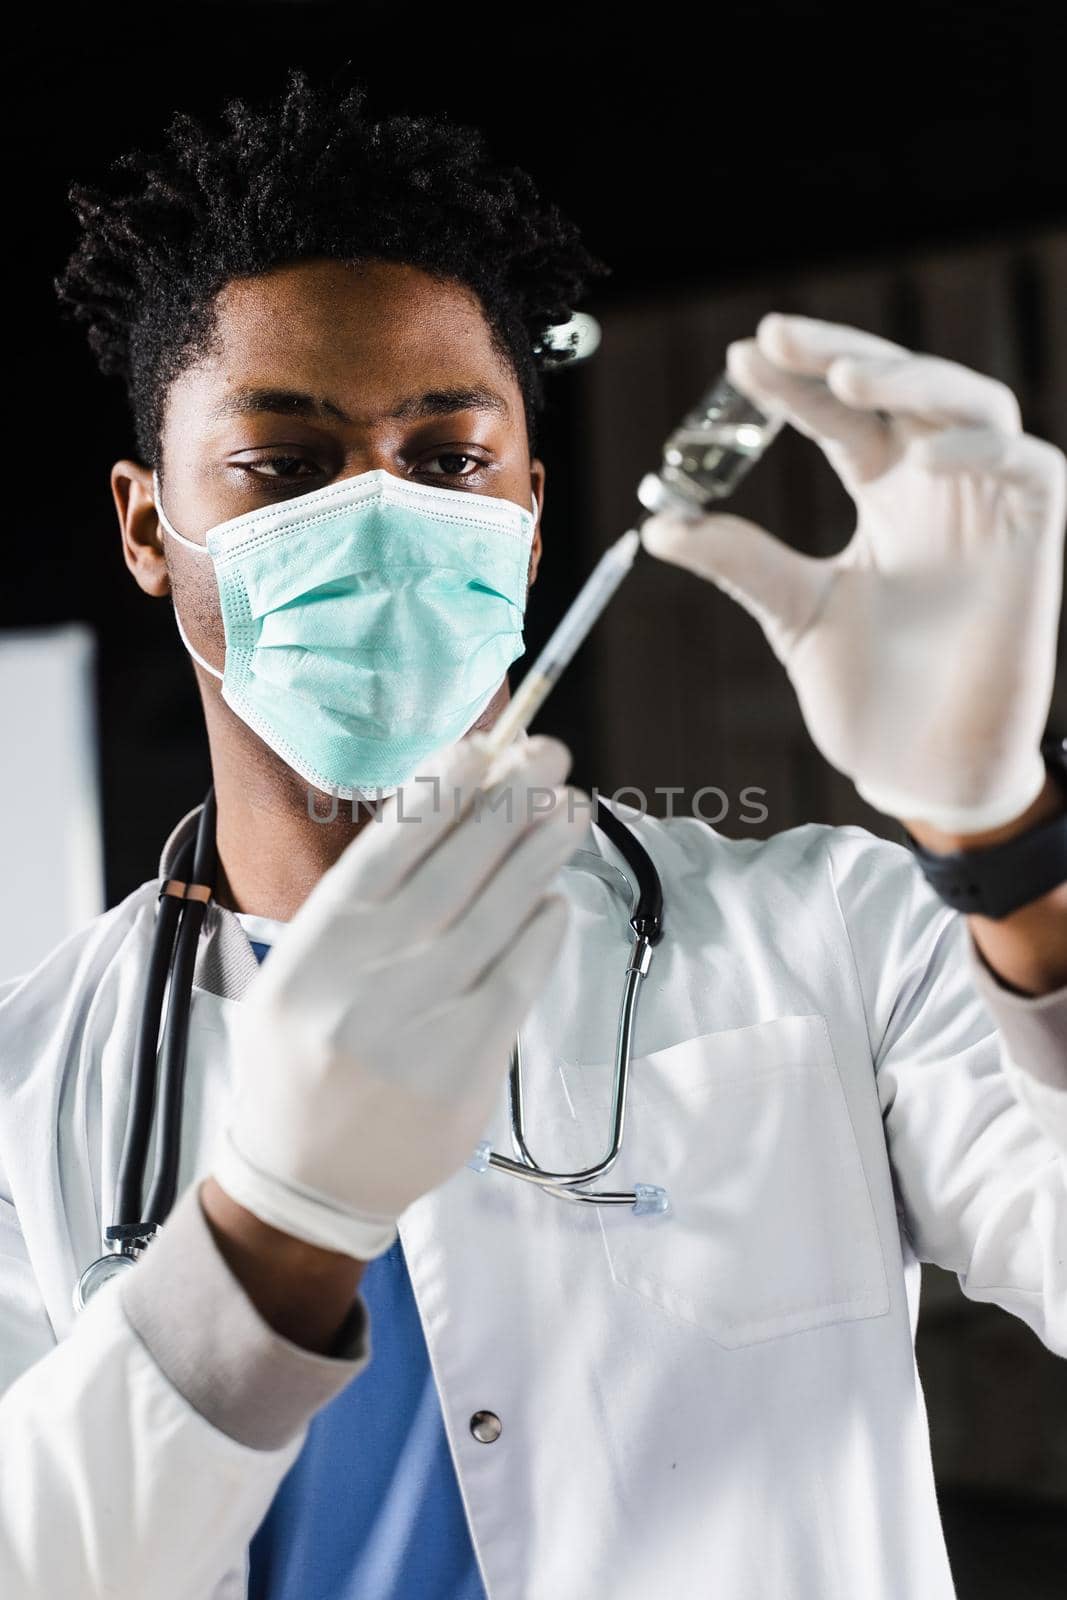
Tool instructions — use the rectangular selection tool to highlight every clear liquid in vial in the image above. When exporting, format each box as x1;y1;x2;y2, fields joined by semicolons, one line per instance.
638;375;783;516
663;421;773;501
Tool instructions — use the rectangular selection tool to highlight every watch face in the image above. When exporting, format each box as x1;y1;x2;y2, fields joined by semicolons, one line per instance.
73;1252;137;1313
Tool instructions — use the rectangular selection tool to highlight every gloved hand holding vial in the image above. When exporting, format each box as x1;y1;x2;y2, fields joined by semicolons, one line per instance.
640;313;1066;835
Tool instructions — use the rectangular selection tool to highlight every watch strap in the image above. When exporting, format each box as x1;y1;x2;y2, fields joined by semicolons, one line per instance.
905;739;1067;919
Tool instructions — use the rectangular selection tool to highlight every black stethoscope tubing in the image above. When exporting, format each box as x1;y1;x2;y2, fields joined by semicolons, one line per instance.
111;788;217;1241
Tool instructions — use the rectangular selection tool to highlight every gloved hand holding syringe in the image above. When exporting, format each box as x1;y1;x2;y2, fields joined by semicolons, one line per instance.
484;371;782;761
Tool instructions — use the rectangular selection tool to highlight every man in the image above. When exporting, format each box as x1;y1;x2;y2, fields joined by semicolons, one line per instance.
1;70;1064;1600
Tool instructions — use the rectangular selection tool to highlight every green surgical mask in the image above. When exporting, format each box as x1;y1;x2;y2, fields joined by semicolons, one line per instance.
154;468;537;798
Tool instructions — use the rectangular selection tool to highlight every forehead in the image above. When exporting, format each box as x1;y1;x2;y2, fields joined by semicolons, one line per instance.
168;258;521;427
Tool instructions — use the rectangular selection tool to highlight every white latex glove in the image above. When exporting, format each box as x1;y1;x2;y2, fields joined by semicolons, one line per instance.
212;734;585;1260
641;313;1067;833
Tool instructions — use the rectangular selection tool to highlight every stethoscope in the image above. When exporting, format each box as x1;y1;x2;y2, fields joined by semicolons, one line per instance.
74;789;666;1313
467;797;667;1215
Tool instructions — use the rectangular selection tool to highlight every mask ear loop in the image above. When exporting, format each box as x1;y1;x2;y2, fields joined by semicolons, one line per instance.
152;469;225;682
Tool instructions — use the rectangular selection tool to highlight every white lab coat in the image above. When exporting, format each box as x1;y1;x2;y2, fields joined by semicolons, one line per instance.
0;802;1064;1600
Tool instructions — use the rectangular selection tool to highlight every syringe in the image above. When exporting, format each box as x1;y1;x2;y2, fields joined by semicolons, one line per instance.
485;528;641;759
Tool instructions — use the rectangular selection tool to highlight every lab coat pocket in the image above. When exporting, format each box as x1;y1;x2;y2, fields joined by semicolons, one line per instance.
569;1014;889;1348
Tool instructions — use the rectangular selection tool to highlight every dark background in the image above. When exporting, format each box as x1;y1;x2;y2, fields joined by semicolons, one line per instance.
6;3;1066;1594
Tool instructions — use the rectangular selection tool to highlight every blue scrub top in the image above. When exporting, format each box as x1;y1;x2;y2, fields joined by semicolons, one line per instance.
244;937;487;1600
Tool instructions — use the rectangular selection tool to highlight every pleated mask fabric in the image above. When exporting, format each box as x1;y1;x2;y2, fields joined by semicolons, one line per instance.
154;468;537;799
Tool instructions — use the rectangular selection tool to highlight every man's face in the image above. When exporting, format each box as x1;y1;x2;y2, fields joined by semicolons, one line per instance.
117;257;544;731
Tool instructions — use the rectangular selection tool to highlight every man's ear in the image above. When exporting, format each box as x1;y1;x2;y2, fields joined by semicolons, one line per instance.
112;460;170;598
528;458;546;587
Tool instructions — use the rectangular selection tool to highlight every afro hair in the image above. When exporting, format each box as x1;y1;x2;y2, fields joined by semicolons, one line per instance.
56;68;611;463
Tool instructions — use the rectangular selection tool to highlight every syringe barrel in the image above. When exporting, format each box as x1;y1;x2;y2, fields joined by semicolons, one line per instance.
483;529;640;759
535;571;620;677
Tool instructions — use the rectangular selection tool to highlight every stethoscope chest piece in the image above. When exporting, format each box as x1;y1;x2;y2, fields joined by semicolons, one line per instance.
73;1250;140;1313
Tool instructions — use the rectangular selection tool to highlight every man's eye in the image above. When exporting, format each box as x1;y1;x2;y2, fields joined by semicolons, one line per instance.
423;453;484;480
247;456;319;480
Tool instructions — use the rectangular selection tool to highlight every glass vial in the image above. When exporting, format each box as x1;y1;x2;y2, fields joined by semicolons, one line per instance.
637;373;784;518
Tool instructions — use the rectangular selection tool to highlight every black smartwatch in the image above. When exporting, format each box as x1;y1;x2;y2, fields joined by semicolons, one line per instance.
904;738;1067;919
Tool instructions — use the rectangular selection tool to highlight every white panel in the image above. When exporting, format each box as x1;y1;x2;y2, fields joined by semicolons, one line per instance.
0;626;105;984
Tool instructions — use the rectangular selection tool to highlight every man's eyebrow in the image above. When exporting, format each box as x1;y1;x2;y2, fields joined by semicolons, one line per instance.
209;385;511;424
389;385;511;421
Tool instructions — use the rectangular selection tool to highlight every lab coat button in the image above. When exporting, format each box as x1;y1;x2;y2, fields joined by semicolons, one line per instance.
470;1410;502;1443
